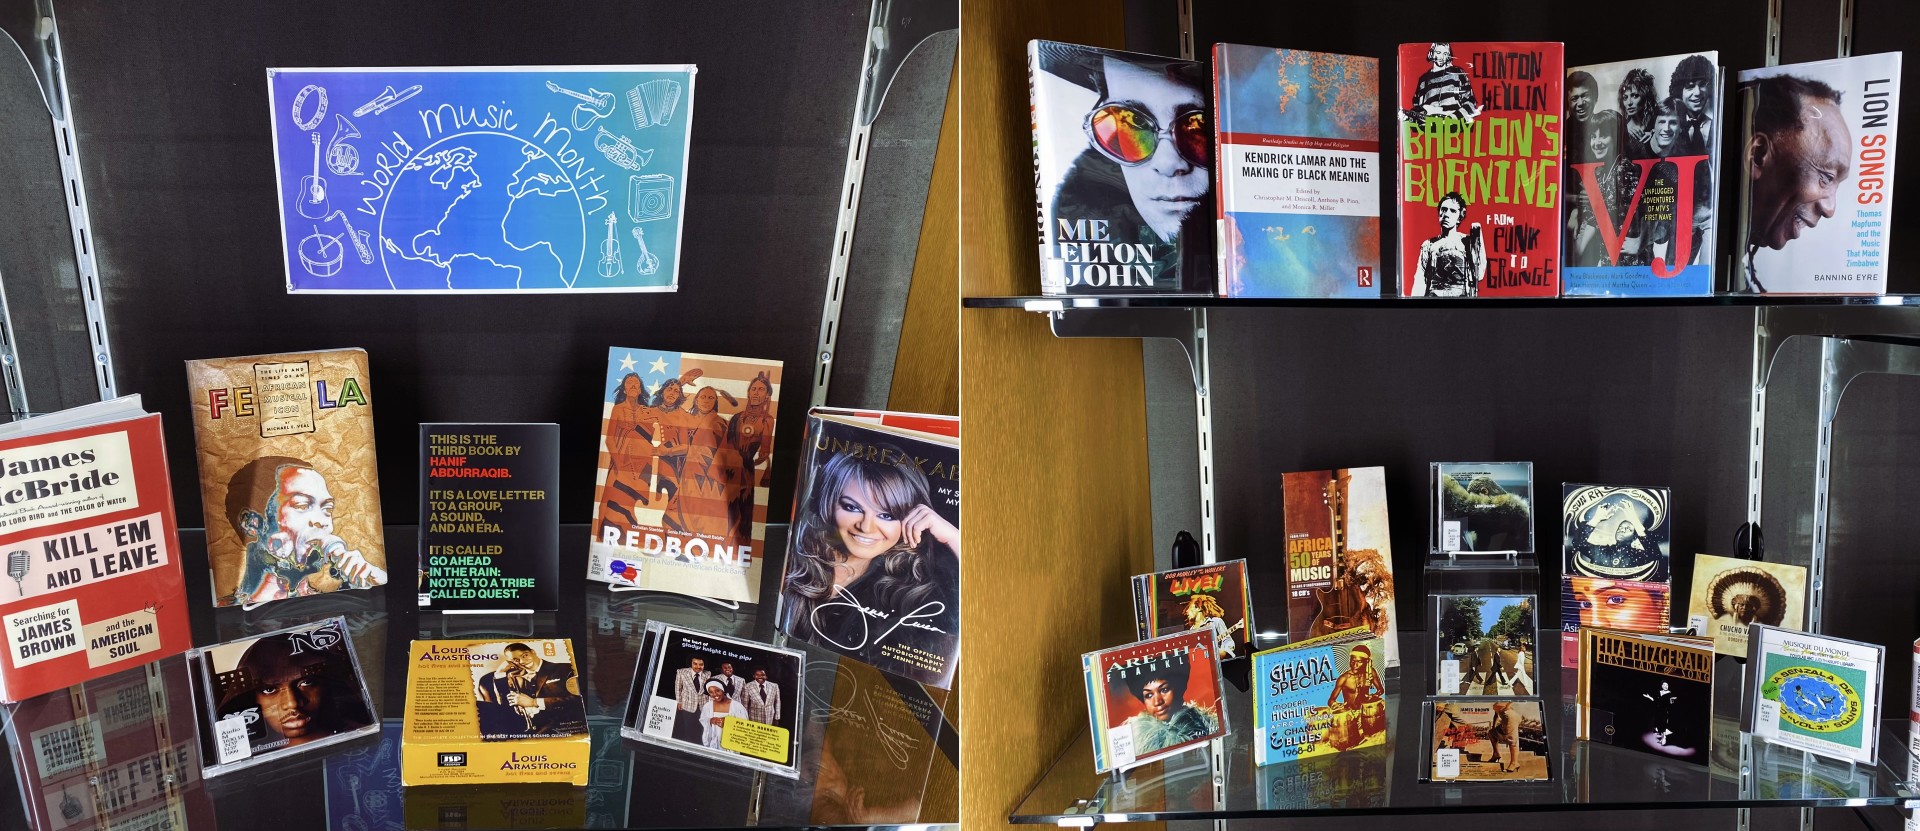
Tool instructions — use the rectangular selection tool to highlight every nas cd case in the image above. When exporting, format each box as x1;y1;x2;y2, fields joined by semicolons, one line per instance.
187;616;379;777
622;620;806;779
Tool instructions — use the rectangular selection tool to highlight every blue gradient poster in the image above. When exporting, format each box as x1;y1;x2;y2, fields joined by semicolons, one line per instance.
268;65;695;293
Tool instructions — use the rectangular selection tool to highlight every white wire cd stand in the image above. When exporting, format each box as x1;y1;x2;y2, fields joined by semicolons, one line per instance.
607;583;743;609
1441;549;1521;564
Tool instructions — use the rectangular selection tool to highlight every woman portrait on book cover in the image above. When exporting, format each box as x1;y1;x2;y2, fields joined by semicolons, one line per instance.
777;442;959;678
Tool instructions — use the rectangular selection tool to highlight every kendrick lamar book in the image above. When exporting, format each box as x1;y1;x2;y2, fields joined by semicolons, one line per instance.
1576;627;1714;765
1131;559;1254;661
1029;40;1214;295
0;397;193;704
1735;53;1902;294
1687;553;1808;657
418;423;559;612
1741;624;1884;765
1560;484;1673;666
776;408;959;689
1561;52;1722;296
1252;626;1387;766
402;638;589;785
1082;630;1225;774
185;348;387;609
622;621;806;778
586;346;784;603
3;659;217;831
1213;43;1381;297
1280;467;1400;667
1396;42;1564;297
187;616;378;777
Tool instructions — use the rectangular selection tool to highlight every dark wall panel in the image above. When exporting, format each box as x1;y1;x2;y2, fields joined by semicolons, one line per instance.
45;1;875;527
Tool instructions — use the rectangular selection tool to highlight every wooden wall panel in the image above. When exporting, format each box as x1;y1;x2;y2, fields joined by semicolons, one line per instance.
960;0;1158;827
889;61;961;416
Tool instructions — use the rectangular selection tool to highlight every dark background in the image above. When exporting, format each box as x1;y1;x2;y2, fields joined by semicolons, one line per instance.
1126;0;1920;745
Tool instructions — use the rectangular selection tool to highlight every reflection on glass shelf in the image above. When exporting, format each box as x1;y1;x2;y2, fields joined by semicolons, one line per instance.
963;294;1920;310
0;524;956;831
1011;631;1919;825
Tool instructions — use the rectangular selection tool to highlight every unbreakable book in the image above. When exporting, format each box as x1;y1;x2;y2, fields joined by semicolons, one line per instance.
1029;40;1214;295
0;398;193;703
1576;627;1714;765
1561;52;1722;296
186;348;387;608
586;346;783;602
1251;626;1387;766
1735;53;1902;294
1279;466;1400;667
1213;43;1381;297
776;408;960;688
1397;42;1565;297
1082;630;1226;773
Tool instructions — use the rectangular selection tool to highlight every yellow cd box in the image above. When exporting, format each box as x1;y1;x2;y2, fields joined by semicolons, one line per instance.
401;638;590;786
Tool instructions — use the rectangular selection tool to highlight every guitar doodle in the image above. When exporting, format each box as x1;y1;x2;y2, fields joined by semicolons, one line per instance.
546;80;616;131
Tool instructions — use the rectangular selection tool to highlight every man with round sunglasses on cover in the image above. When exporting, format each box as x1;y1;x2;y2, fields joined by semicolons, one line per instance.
1037;43;1212;292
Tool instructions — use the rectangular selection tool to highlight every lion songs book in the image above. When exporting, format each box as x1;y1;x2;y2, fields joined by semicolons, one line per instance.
586;347;783;602
0;398;192;703
1397;42;1564;297
419;424;559;612
186;348;387;608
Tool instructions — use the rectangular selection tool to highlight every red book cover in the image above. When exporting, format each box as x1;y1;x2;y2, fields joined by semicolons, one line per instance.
1397;42;1564;297
4;660;217;831
0;413;193;703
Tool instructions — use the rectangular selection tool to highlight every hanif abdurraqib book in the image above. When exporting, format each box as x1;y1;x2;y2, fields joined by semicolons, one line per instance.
1280;467;1400;668
185;348;387;609
1734;52;1901;294
1082;629;1225;774
419;423;560;613
1397;42;1564;297
1029;40;1214;295
1576;627;1714;765
0;396;194;703
586;346;784;603
1252;626;1387;766
1213;43;1380;297
1561;52;1722;296
775;408;959;689
1131;559;1254;661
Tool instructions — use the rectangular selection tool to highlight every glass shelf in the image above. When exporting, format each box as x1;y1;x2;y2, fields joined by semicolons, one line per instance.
0;525;956;831
963;294;1920;311
1011;631;1919;825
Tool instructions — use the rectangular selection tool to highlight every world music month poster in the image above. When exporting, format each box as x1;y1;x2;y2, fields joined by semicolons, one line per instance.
267;65;695;293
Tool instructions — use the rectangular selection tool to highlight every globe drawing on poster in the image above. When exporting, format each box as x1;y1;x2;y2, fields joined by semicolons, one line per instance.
268;65;695;293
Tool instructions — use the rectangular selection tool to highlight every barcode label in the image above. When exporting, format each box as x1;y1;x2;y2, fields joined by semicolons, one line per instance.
1436;747;1461;779
1687;614;1708;636
1757;699;1781;735
643;696;678;739
1108;724;1137;769
1441;660;1462;695
418;593;431;607
1442;521;1462;552
213;717;251;765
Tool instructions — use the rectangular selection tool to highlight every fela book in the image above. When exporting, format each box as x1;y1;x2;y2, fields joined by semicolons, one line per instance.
1430;461;1534;555
1213;43;1381;297
1029;40;1213;295
1279;467;1400;667
1576;627;1713;765
1741;624;1884;765
1687;553;1807;657
622;621;806;779
776;408;959;689
418;423;559;612
3;659;216;831
1397;42;1564;297
1082;630;1225;773
1252;626;1386;766
402;638;589;785
1561;483;1673;666
1562;52;1722;296
188;616;378;777
586;346;783;603
0;397;193;703
1131;559;1254;661
1735;53;1902;294
185;348;386;608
